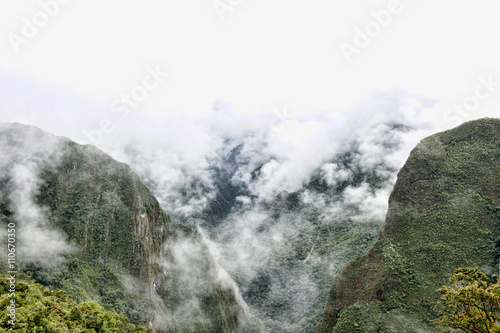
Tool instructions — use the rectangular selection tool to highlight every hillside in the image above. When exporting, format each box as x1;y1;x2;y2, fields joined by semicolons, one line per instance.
317;118;500;332
0;123;255;332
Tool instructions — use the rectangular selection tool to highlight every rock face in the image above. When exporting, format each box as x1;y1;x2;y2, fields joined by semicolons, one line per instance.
0;123;255;333
317;118;500;332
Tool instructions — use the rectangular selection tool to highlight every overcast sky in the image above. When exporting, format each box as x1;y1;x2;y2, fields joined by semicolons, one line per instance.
1;0;499;135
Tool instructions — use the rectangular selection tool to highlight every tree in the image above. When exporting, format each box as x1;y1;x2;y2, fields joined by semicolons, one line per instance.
0;274;154;332
435;267;500;333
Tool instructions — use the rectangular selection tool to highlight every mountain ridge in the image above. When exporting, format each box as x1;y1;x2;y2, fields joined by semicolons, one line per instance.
317;117;500;332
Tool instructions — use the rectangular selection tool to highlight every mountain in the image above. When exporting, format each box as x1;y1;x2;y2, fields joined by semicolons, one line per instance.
0;123;257;332
203;123;414;332
317;118;500;332
111;119;419;332
7;116;497;332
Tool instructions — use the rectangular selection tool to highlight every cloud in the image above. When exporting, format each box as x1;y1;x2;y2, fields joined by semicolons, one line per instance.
158;228;251;330
0;72;443;329
0;72;437;221
0;123;74;265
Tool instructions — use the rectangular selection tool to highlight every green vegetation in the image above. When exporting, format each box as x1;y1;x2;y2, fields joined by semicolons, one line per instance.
212;147;393;332
0;124;251;333
4;118;499;332
21;141;169;327
436;268;500;333
37;141;170;273
0;274;154;332
208;123;421;332
317;118;500;332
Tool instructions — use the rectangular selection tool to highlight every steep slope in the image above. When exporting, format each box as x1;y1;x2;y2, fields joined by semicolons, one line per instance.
317;118;500;332
0;123;254;332
210;123;413;332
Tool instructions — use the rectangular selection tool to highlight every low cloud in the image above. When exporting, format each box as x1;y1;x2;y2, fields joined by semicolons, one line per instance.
0;72;441;330
0;123;74;266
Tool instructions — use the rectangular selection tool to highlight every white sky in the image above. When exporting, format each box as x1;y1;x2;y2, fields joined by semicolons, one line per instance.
1;0;500;129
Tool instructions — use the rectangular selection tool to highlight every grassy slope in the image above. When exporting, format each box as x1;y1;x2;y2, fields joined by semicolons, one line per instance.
317;118;500;332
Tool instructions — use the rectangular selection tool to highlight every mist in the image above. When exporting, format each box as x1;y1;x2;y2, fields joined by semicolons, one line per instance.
0;71;442;331
0;123;74;266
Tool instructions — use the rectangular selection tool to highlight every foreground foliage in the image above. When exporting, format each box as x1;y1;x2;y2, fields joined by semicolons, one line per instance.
436;268;500;333
0;275;154;332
